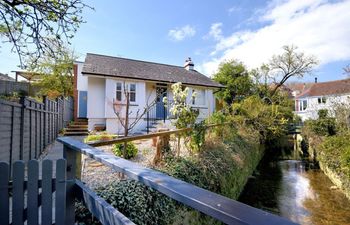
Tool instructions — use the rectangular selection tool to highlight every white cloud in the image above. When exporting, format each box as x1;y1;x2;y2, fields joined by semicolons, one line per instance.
228;6;241;14
168;25;196;41
202;0;350;76
208;23;223;41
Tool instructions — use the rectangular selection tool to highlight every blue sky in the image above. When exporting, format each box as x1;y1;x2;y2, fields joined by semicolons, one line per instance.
1;0;350;83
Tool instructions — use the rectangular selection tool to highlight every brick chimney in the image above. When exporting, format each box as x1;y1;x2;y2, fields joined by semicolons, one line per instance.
184;57;194;71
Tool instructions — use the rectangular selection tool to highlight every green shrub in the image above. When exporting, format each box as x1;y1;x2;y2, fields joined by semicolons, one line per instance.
84;133;116;143
112;143;138;159
321;133;350;177
305;110;336;136
75;200;102;225
96;180;176;225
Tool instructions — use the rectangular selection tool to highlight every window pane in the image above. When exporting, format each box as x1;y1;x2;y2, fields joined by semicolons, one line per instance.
130;92;136;102
130;84;136;92
116;82;122;90
116;92;122;101
303;100;307;110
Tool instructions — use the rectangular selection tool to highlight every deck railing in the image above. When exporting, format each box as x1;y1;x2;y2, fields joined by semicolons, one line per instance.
58;137;298;225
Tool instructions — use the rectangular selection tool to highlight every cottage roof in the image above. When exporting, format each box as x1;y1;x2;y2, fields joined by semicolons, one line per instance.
82;53;223;88
0;73;15;81
296;78;350;98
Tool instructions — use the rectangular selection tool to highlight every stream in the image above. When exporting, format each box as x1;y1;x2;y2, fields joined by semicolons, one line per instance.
239;160;350;225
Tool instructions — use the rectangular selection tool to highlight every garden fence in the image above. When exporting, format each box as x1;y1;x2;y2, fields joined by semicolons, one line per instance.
0;96;74;169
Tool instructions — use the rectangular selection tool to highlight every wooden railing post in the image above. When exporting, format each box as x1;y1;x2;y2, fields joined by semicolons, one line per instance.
63;144;82;225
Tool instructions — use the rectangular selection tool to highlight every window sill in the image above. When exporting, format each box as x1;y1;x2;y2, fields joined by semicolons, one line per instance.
114;103;139;107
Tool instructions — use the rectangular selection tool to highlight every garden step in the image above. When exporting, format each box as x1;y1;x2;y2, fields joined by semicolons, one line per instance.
72;122;88;125
65;128;88;132
64;131;89;136
68;124;88;128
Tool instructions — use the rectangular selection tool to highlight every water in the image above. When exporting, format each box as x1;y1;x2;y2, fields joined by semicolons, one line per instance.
239;160;350;225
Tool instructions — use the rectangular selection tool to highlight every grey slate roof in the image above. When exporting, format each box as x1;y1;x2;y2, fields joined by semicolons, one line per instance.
82;53;223;88
0;73;15;81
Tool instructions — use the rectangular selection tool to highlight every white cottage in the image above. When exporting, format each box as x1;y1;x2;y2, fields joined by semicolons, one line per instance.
295;78;350;121
75;53;222;134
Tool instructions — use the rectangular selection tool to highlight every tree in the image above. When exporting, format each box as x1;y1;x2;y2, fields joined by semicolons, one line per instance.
0;0;92;67
113;83;157;158
213;60;253;105
268;45;318;96
27;39;76;98
343;64;350;77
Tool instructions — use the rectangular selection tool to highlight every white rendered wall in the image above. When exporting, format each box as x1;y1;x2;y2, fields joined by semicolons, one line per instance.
295;94;350;121
76;62;88;91
87;77;106;130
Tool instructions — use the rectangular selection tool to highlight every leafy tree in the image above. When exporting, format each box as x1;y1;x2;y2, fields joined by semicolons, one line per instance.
0;0;92;67
344;64;350;77
268;45;318;96
213;60;253;105
27;40;75;98
232;95;293;142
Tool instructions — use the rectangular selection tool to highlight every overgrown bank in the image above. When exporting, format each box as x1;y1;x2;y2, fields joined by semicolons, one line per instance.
302;110;350;199
76;122;265;225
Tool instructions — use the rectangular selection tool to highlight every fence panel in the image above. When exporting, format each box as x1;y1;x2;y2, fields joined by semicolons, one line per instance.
0;159;68;225
0;96;74;168
0;80;30;95
0;162;9;225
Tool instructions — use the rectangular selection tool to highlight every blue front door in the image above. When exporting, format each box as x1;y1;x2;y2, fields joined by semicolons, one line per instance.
156;86;167;119
78;91;87;118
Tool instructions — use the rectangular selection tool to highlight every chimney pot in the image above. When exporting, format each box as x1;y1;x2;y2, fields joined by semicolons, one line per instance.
184;57;194;71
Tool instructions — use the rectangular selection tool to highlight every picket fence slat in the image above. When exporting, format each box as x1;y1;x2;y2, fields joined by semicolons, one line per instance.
56;159;67;225
27;160;39;225
42;160;53;225
0;162;9;225
12;161;25;225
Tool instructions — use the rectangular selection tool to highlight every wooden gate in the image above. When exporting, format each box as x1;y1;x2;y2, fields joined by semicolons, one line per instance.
0;159;68;225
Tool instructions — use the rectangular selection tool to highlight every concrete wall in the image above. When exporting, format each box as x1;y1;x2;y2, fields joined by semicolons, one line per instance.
295;94;350;121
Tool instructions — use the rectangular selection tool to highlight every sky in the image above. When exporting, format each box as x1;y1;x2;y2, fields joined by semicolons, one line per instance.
1;0;350;83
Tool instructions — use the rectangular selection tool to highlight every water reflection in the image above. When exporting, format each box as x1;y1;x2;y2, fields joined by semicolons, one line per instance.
239;160;350;225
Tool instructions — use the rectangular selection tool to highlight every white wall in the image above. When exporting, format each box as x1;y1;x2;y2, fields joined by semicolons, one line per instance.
76;62;87;91
295;94;350;121
87;77;106;130
86;76;218;134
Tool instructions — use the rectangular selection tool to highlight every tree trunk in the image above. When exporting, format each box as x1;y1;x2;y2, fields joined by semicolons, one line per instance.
123;92;130;158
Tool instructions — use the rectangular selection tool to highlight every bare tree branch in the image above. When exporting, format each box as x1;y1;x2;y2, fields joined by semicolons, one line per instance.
0;0;93;68
269;45;318;96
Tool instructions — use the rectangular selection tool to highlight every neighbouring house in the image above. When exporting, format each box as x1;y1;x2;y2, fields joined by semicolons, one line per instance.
74;53;223;134
0;73;15;81
295;78;350;121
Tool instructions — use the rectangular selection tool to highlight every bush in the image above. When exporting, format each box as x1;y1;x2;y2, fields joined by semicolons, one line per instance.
96;180;176;225
84;132;116;143
320;133;350;177
305;110;336;136
112;143;138;159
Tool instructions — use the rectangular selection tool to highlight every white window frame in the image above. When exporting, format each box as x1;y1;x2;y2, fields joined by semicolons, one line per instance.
191;88;206;106
129;83;136;102
299;99;308;111
116;82;122;101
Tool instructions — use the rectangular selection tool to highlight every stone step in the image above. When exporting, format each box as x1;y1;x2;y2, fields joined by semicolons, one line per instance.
72;121;88;125
68;124;88;128
65;128;88;132
64;131;89;136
